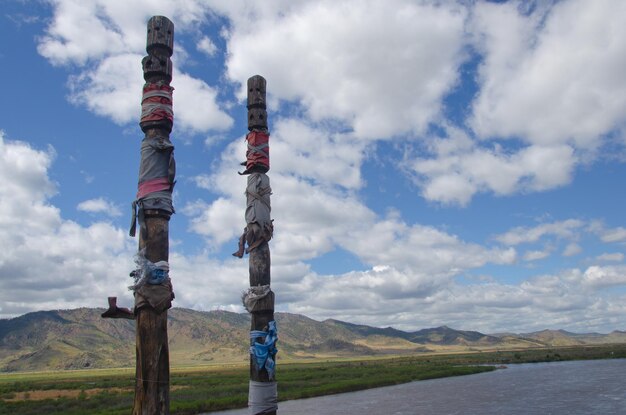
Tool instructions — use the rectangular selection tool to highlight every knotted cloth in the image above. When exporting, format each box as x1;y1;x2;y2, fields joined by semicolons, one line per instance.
137;135;175;198
250;320;278;379
240;130;269;174
141;82;174;124
128;250;174;313
242;285;273;312
129;134;175;237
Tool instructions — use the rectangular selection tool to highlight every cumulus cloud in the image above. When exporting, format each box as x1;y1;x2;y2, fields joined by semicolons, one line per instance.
183;198;242;249
563;243;582;257
171;73;234;133
0;131;56;203
68;53;143;124
582;265;626;288
598;226;626;243
470;0;626;149
37;0;232;133
168;253;248;311
286;264;626;333
40;0;626;207
410;127;577;205
596;253;625;262
403;0;626;205
0;131;251;316
197;36;218;56
183;114;520;329
77;197;122;217
223;0;467;139
495;219;584;246
7;1;626;334
2;130;626;332
0;132;134;317
270;119;366;189
524;249;550;262
338;216;516;275
189;114;516;274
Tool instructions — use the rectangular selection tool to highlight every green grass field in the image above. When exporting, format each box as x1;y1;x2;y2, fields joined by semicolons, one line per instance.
2;344;625;415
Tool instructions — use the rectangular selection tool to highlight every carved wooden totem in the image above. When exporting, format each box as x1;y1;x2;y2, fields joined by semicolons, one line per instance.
133;15;175;415
237;75;278;415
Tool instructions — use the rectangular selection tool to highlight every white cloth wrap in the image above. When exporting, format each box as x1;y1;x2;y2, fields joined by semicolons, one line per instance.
242;285;272;312
249;380;277;415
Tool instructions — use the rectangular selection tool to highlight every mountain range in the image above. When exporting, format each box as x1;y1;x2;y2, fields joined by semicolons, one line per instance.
1;308;625;372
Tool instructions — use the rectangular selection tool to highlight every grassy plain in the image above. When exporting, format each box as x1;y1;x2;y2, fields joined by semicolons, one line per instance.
1;344;625;415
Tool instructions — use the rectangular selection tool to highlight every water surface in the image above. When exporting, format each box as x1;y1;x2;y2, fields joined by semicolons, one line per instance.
206;359;626;414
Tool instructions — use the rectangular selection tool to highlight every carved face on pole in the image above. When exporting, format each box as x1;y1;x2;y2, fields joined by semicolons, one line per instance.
247;75;267;108
146;16;174;55
247;75;268;131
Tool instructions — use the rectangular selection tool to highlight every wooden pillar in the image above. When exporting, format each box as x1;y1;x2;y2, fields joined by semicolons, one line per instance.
237;75;277;415
132;16;175;415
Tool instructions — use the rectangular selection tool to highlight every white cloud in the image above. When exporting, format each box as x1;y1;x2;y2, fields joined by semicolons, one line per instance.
77;197;122;217
470;0;626;150
37;0;213;67
287;264;626;333
524;249;550;262
37;0;131;65
171;73;234;133
168;253;248;311
0;132;134;317
596;253;625;262
338;216;516;275
563;243;582;257
197;36;218;56
224;0;467;139
599;226;626;243
0;131;56;202
66;53;233;133
582;265;626;288
185;117;517;284
270;119;366;189
411;128;577;205
184;198;242;249
495;219;584;246
39;0;626;208
38;0;232;133
8;1;626;335
3;128;626;332
402;0;626;205
68;53;143;124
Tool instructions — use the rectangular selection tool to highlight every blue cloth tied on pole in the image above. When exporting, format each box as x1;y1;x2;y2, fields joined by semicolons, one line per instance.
250;320;278;379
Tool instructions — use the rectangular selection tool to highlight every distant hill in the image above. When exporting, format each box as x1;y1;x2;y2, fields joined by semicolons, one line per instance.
1;308;625;372
519;329;626;346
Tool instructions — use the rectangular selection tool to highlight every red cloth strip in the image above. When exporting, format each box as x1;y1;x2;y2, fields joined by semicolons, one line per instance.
141;83;174;124
137;177;171;199
245;131;270;171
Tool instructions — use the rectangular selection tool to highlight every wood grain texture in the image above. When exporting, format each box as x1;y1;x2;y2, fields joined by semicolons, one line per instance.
246;74;276;415
132;15;174;415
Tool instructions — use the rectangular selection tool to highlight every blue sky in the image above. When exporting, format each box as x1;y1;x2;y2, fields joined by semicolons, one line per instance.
1;0;626;333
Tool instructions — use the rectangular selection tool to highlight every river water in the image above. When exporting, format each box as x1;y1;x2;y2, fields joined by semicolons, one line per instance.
205;359;626;414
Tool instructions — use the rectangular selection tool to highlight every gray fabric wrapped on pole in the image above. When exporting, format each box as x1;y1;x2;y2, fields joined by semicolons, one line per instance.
242;285;273;312
134;281;174;312
129;191;174;237
137;135;176;197
248;381;277;415
129;134;176;237
242;172;273;251
245;173;271;228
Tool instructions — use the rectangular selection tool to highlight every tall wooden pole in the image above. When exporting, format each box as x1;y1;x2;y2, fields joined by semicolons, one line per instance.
131;16;175;415
236;75;277;415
